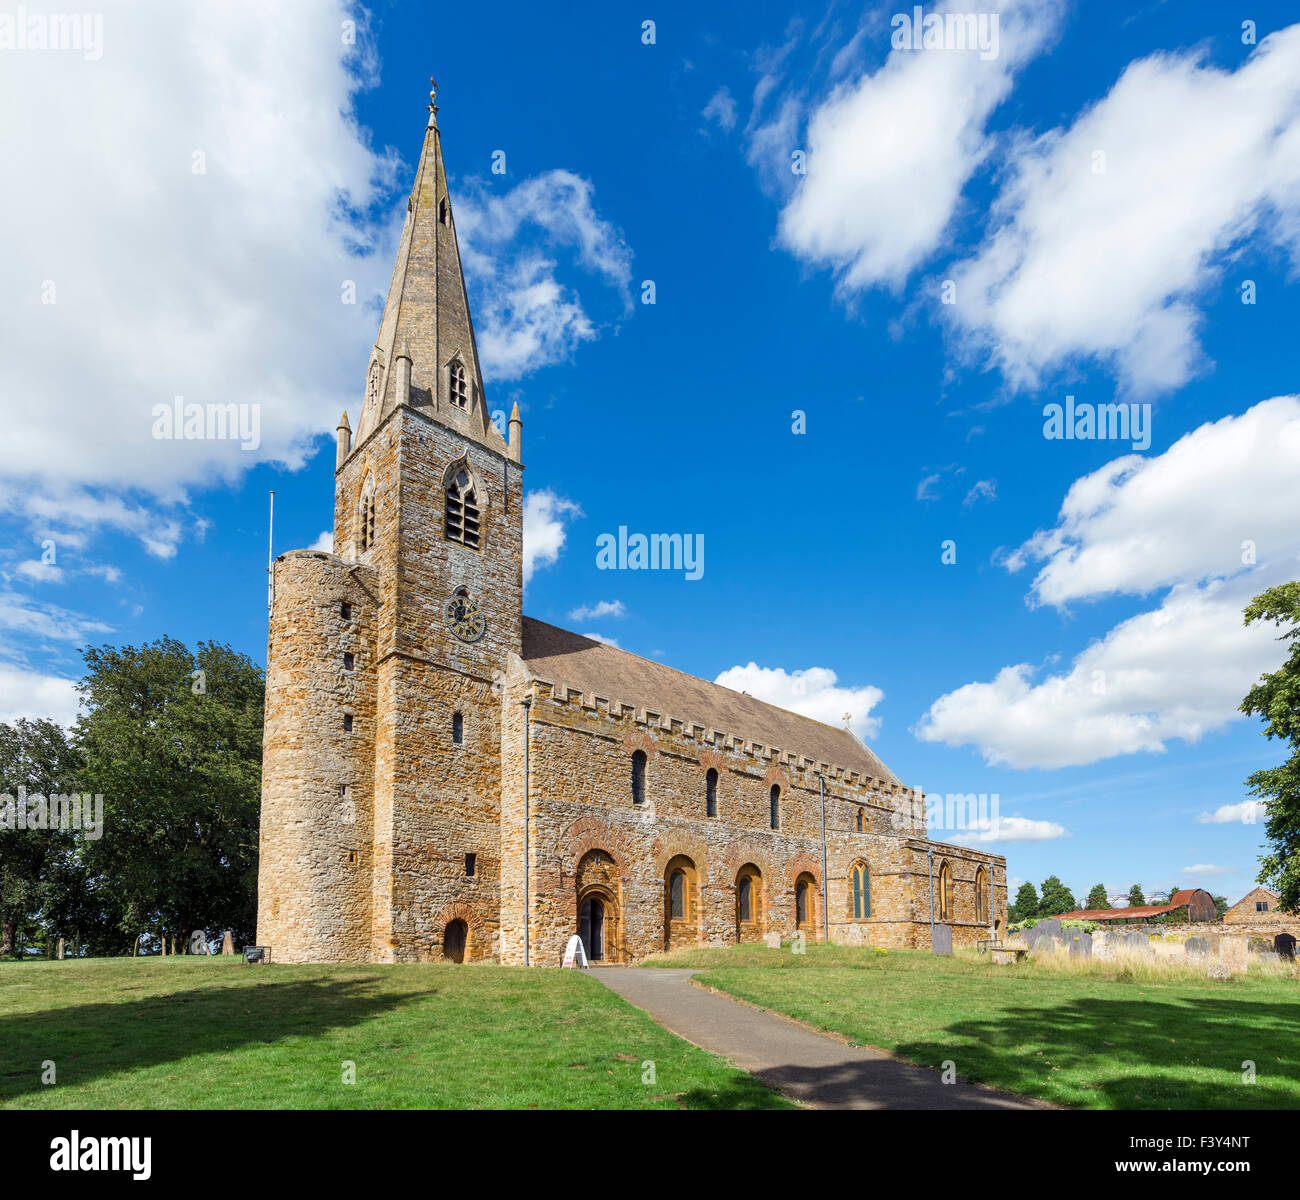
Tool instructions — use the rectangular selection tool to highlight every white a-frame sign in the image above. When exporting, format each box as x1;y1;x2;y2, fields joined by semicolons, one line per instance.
562;934;590;969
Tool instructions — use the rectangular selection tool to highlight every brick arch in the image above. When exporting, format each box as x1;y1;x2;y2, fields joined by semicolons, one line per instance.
762;764;791;793
622;728;661;759
785;851;821;892
698;748;725;773
561;814;635;874
431;901;488;960
649;833;711;882
718;844;774;889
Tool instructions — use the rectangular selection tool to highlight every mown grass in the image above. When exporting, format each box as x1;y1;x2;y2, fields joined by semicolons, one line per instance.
0;957;790;1110
645;942;1300;1109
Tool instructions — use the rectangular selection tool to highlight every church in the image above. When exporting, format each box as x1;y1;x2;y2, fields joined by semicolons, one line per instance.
255;89;1008;965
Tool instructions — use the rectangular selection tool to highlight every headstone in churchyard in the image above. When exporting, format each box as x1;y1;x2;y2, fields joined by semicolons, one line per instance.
1220;937;1248;976
765;931;782;949
221;930;235;955
1259;951;1281;967
1030;934;1058;956
1033;919;1062;941
1185;936;1210;959
1207;962;1230;981
1092;930;1112;960
1275;933;1297;961
931;924;953;956
1067;931;1092;957
1121;931;1152;955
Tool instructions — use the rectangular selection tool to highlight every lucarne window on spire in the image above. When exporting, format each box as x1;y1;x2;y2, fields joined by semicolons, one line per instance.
445;466;480;549
450;361;468;409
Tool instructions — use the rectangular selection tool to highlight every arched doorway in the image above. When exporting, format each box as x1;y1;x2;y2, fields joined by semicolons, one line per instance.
580;895;606;961
735;864;763;942
443;919;468;963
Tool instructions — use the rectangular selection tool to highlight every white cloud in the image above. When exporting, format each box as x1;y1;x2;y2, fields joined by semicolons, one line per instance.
702;87;738;132
0;592;113;644
916;472;942;502
713;662;884;740
963;479;996;507
0;0;399;556
948;25;1300;392
1008;397;1300;607
0;665;81;727
916;571;1289;769
455;171;633;382
522;489;581;585
15;561;65;584
949;815;1067;846
1179;863;1235;878
582;632;620;648
772;0;1064;291
568;600;626;622
309;530;334;554
1197;800;1268;825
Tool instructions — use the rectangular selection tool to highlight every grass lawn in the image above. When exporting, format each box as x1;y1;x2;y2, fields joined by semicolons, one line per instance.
0;957;789;1110
648;943;1300;1110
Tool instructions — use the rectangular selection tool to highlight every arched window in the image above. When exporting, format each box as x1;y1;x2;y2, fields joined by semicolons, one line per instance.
737;876;752;923
449;360;469;409
769;785;780;831
631;750;646;805
705;768;718;818
444;464;480;549
358;473;376;553
975;866;988;923
796;880;809;926
855;807;864;832
851;862;871;919
938;861;953;922
452;712;464;746
669;870;685;920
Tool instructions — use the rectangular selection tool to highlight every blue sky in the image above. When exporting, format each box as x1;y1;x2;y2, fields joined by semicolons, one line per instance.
3;0;1299;907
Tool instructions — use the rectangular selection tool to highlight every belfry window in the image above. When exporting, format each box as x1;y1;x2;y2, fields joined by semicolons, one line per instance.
449;360;468;409
359;474;377;553
445;466;480;549
439;198;449;226
856;807;864;832
631;750;647;805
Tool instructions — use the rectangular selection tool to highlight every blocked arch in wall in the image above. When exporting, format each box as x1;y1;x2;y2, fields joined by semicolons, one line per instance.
431;901;488;963
735;863;764;942
663;854;701;951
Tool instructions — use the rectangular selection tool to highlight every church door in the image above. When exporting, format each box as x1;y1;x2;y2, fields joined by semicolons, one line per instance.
443;919;467;963
580;897;605;961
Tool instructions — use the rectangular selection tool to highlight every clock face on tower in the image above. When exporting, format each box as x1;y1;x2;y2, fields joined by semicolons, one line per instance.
444;592;486;643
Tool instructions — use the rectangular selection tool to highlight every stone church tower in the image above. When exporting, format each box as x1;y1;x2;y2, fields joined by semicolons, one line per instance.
257;85;522;962
257;88;1008;966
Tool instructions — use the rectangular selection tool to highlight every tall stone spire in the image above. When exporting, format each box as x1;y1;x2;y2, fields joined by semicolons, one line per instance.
351;79;511;460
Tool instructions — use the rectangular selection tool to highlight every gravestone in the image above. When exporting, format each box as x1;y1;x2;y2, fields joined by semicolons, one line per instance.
765;932;782;949
1033;919;1063;941
1030;934;1058;956
1092;930;1112;960
221;930;234;956
1067;931;1092;957
931;924;952;956
1185;936;1210;959
1259;951;1281;967
1219;937;1248;976
1121;931;1152;955
1247;937;1270;956
1275;932;1296;961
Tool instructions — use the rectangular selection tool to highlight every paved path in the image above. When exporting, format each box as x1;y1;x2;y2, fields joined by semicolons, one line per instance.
596;968;1042;1110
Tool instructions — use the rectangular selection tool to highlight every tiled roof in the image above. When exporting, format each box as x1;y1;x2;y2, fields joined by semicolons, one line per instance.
1056;890;1202;921
520;617;900;786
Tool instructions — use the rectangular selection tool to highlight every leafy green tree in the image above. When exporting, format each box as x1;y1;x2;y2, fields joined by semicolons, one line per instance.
1038;876;1077;917
0;719;81;956
75;638;264;951
1011;881;1039;922
1128;883;1146;906
1213;894;1229;919
1085;883;1109;910
1240;581;1300;913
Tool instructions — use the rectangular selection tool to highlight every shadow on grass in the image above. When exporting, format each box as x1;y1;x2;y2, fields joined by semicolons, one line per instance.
0;974;419;1103
895;994;1300;1109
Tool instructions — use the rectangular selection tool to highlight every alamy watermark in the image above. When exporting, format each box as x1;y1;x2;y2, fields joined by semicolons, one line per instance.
152;396;261;451
0;787;104;840
0;7;103;60
596;527;704;581
891;6;999;60
891;790;1001;838
1043;395;1151;451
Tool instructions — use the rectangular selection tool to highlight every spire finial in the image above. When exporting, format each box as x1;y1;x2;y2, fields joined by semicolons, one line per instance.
428;76;439;124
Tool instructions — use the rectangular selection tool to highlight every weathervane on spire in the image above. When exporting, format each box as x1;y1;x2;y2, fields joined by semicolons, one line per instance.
428;76;439;118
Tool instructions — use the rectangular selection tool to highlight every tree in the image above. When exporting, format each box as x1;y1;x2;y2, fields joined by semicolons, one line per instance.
1128;883;1146;907
1011;881;1039;922
75;638;264;951
0;719;81;956
1213;894;1229;919
1038;876;1077;917
1240;581;1300;913
1085;883;1109;910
